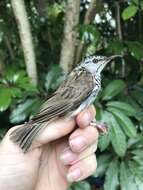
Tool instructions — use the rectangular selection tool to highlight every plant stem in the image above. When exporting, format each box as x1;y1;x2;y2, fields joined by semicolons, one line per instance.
115;1;125;78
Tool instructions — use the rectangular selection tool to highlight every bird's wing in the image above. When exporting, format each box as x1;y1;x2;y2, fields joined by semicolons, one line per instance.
32;68;94;123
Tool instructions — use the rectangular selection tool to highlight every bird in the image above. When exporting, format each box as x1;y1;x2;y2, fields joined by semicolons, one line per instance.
10;54;120;153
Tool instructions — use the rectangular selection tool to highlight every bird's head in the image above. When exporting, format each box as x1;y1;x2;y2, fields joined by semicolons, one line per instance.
82;55;121;75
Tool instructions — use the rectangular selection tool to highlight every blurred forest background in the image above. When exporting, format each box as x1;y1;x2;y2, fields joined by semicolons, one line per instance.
0;0;143;189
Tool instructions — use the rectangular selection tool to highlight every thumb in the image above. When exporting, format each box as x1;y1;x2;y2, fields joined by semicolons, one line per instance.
34;106;95;147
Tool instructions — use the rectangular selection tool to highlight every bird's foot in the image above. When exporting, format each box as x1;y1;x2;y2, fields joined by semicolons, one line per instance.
90;119;108;135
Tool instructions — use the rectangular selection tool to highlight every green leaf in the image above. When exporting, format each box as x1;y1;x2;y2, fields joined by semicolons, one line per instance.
94;154;112;177
107;40;124;54
95;107;104;121
126;41;143;60
141;1;143;10
98;134;110;151
133;155;143;166
9;87;22;98
132;0;139;5
10;99;39;123
45;65;65;92
109;114;127;157
0;88;11;111
107;107;137;138
128;160;143;182
122;5;138;20
120;162;138;190
135;178;143;190
131;149;143;158
128;135;143;148
106;101;136;116
78;24;101;42
47;2;65;19
98;111;111;151
124;96;142;121
104;159;119;190
69;181;91;190
102;80;125;101
14;71;38;92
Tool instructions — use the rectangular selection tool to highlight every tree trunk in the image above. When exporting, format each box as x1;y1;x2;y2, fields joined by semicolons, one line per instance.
59;0;80;74
75;0;99;65
11;0;38;85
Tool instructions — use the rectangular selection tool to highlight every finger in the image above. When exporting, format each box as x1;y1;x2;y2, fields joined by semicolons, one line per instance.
69;125;99;152
34;118;75;146
60;142;97;166
33;106;96;147
76;105;96;128
67;154;97;182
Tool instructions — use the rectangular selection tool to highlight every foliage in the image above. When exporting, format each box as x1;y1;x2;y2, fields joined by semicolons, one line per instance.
0;0;143;190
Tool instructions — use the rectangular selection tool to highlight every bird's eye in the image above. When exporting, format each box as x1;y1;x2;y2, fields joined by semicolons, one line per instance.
93;59;97;63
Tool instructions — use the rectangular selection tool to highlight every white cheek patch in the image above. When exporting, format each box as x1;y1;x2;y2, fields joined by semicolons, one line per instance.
84;63;99;74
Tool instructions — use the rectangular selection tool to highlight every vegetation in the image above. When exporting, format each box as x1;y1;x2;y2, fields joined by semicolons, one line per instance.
0;0;143;189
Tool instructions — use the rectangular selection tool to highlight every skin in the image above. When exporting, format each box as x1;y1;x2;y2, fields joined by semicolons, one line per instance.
0;106;99;190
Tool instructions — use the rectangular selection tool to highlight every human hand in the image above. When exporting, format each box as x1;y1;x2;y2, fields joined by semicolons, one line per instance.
0;106;98;190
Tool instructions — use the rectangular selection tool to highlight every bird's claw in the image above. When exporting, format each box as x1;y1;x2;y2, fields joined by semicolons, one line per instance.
90;119;108;135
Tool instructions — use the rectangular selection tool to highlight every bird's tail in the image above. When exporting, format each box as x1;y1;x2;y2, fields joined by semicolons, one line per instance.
10;122;44;153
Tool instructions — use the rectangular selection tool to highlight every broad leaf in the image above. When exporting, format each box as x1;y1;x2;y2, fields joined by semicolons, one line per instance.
126;41;143;60
10;99;40;123
69;181;91;190
107;40;124;54
106;101;136;116
109;114;127;157
94;154;112;177
132;0;139;5
133;155;143;166
98;134;110;151
141;1;143;10
122;5;138;20
135;178;143;190
102;80;125;101
45;65;65;92
14;71;38;92
131;149;143;158
120;162;138;190
104;159;119;190
0;88;11;111
107;107;137;138
128;135;143;148
9;87;22;98
128;160;143;182
98;111;111;151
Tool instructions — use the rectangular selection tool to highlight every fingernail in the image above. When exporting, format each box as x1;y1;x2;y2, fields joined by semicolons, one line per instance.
82;112;92;127
70;136;87;152
60;148;78;165
67;169;81;182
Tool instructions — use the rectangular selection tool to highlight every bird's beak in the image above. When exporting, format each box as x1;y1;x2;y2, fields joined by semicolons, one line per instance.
98;55;121;73
104;54;121;66
106;55;122;62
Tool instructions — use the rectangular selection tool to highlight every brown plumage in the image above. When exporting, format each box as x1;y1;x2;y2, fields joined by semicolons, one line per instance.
10;55;120;153
10;67;95;152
